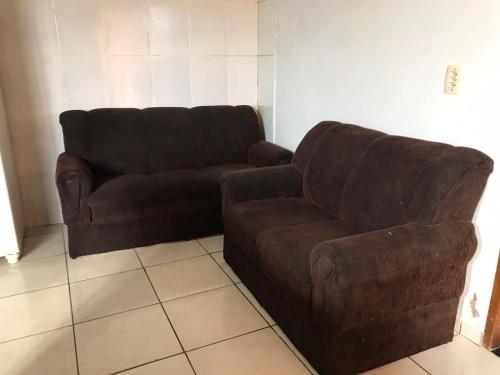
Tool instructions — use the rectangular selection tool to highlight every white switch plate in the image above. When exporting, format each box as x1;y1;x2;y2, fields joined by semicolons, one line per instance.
445;65;461;95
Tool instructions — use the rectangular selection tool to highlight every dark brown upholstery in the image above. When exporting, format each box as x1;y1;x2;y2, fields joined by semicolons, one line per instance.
56;106;293;257
222;121;493;375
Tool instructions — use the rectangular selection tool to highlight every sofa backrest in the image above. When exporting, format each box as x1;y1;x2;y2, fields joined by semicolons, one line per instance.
60;105;261;175
301;123;385;218
339;135;493;232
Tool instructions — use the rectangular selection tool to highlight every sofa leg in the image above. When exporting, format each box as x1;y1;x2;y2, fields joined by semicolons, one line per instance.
5;253;20;264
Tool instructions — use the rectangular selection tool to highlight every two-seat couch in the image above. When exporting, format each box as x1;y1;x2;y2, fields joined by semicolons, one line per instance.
222;121;493;375
56;105;292;258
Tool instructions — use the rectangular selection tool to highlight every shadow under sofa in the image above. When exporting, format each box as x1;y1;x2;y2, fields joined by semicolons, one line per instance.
55;105;292;258
221;121;493;375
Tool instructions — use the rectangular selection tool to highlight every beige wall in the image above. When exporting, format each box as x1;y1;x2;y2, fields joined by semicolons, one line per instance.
258;0;500;342
0;0;258;227
0;84;24;257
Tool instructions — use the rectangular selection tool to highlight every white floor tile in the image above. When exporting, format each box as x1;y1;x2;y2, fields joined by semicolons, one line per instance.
70;269;158;323
236;283;276;325
136;240;206;267
120;354;194;375
146;255;231;301
0;327;77;375
164;285;267;350
411;334;500;375
272;325;319;374
362;358;427;374
188;328;310;375
75;305;182;375
0;255;67;298
24;224;63;237
21;232;65;261
0;285;72;342
67;249;142;282
212;252;240;282
198;235;223;253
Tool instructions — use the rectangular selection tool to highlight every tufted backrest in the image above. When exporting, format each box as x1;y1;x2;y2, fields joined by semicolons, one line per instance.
339;135;493;232
60;105;261;176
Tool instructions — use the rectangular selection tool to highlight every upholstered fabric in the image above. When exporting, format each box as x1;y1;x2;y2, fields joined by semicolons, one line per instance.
225;198;332;260
310;221;477;331
222;121;493;375
55;152;93;224
221;165;303;209
61;109;149;175
57;105;291;257
88;170;220;224
143;107;200;171
340;136;494;232
292;121;339;172
203;163;254;181
257;220;356;314
248;141;294;167
192;105;261;166
303;124;385;216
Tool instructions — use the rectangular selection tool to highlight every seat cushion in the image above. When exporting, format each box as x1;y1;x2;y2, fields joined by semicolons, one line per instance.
256;221;356;314
203;163;255;180
88;170;220;224
225;198;332;260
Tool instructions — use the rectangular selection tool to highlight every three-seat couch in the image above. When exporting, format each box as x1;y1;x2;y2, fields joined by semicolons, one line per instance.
56;105;292;258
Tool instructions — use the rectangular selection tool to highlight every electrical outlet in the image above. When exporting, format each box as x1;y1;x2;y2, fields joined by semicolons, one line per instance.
445;65;461;95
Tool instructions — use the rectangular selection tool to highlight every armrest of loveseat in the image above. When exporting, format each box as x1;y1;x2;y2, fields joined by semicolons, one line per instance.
55;153;94;224
248;141;293;167
310;221;477;330
221;164;303;210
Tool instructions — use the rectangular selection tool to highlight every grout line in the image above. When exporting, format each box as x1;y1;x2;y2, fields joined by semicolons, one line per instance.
0;324;74;345
73;302;161;326
110;352;187;375
69;266;143;285
0;281;69;301
6;251;67;266
134;248;198;375
409;356;432;374
160;284;233;304
186;326;270;353
62;229;81;375
197;240;274;328
142;253;209;271
271;325;315;375
458;333;483;347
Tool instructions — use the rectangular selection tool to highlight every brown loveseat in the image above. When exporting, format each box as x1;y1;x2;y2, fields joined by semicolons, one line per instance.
56;106;292;258
221;121;493;375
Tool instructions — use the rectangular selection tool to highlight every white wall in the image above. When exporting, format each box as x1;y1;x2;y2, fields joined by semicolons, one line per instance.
258;0;500;341
0;0;257;227
0;84;24;258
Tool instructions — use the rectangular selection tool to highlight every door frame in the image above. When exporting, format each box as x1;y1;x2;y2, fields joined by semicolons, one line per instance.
484;252;500;350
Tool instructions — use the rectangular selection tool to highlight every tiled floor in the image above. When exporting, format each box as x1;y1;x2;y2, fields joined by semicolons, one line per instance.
1;225;500;375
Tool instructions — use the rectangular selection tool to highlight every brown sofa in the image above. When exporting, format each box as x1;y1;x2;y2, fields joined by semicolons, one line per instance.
221;121;493;375
56;106;292;258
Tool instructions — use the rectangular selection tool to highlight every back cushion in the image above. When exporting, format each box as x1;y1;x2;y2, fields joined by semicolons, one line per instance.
143;107;199;171
61;109;148;175
192;105;261;166
340;136;492;232
303;124;385;217
292;121;339;173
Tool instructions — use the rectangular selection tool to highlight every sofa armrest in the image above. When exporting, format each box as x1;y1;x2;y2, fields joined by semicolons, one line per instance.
221;165;302;209
248;141;293;167
310;221;477;330
55;153;94;224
